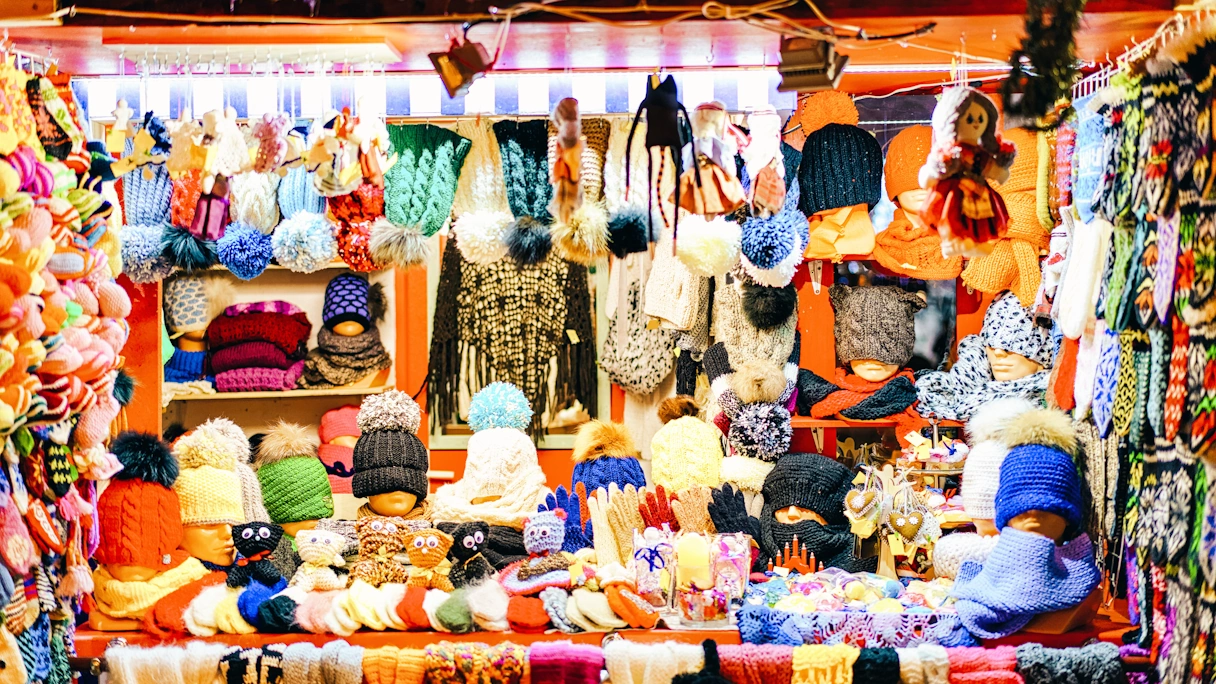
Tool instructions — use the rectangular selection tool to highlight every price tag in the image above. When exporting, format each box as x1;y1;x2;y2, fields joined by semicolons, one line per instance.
888;534;906;557
566;329;580;344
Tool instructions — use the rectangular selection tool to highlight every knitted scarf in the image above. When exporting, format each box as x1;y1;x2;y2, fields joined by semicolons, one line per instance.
356;500;431;522
90;557;210;619
915;335;1049;421
796;369;924;446
762;518;876;574
384;124;471;237
296;327;392;389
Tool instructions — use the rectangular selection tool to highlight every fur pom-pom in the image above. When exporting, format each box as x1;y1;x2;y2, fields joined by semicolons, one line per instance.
966;397;1040;444
454;210;512;265
121;224;174;284
198;418;251;463
161;224;219;272
467;382;533;433
741;282;798;330
731;358;787;404
113;369;136;407
109;431;177;486
216;222;273;280
571;420;638;462
675;215;741;277
357;390;422;433
255;420;319;467
1000;407;1078;453
368;282;387;324
719;455;774;493
505;216;553;266
370;220;430;269
272;211;337;273
730;403;792;462
658;395;700;424
551;202;610;265
607;206;653;259
173;427;240;470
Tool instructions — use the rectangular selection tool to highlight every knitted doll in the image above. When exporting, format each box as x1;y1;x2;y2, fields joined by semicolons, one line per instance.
405;529;455;592
571;420;646;494
226;522;284;589
677;101;745;219
918;87;1018;258
448;522;495;589
703;335;798;462
498;510;579;596
624;74;690;238
349;516;409;587
289;529;348;593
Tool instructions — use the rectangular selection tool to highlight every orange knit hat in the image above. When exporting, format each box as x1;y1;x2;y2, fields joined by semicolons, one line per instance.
95;431;188;571
884;126;933;201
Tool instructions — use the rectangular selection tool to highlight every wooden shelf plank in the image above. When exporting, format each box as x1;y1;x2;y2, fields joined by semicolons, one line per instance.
167;386;393;402
210;261;374;273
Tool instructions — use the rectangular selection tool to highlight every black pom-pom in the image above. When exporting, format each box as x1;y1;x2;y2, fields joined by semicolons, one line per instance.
109;431;178;487
162;422;187;444
368;282;387;324
741;282;798;330
607;207;652;259
504;216;552;266
161;225;218;272
112;369;136;407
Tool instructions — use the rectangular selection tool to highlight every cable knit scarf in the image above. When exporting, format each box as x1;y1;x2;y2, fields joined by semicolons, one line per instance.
796;368;924;446
297;327;392;389
915;335;1049;421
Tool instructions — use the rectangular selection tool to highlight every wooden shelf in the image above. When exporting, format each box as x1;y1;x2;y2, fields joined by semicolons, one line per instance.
211;261;372;273
167;386;393;402
791;417;963;429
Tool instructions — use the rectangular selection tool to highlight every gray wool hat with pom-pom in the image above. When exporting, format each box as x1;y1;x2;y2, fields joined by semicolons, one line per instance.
351;390;430;500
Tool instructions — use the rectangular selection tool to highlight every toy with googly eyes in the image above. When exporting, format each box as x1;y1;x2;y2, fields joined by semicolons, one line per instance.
448;521;494;589
349;515;409;587
290;530;349;592
226;522;285;588
404;529;455;591
498;509;576;596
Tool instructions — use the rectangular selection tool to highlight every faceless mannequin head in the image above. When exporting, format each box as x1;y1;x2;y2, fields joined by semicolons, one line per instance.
897;189;930;229
367;491;419;517
850;359;901;382
332;321;365;337
175;330;207;352
985;347;1045;382
774;505;828;525
280;520;319;538
181;523;236;565
1007;510;1068;542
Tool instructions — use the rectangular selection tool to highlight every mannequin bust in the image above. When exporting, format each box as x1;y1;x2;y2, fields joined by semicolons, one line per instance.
182;523;236;565
175;330;207;353
90;562;155;630
367;491;420;516
986;347;1045;382
850;359;901;383
332;321;364;337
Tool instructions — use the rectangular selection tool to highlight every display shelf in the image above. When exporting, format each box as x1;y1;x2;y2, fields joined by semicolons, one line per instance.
791;417;963;429
167;386;393;402
210;261;364;273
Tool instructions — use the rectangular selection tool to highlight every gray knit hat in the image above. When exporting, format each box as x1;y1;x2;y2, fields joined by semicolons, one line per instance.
981;292;1055;368
351;391;430;500
829;284;925;367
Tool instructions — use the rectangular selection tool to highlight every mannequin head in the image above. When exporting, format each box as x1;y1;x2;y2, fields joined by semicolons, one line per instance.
897;189;929;213
331;435;358;449
774;505;828;525
850;359;901;383
367;491;420;516
979;292;1054;381
175;329;206;352
332;321;365;337
1006;510;1068;542
280;520;319;538
181;523;235;565
985;346;1045;381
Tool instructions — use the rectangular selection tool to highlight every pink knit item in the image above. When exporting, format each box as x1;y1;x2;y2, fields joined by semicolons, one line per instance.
206;311;311;355
317;444;354;494
223;300;305;318
296;590;342;633
209;341;293;373
946;646;1024;684
718;644;795;684
527;641;604;684
319;405;361;442
214;361;305;392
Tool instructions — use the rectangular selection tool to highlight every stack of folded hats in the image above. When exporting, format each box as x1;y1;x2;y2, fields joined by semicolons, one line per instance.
206;300;311;392
318;405;363;518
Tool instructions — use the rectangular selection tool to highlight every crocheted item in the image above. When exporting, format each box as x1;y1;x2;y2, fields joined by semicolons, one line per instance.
383;124;471;237
932;532;1000;580
215;362;304;392
206;311;311;355
872;210;962;281
600;258;677;395
348;516;409;587
737;604;977;648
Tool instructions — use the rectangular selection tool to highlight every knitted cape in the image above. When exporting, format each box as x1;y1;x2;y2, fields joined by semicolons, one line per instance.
296;327;392;390
796;368;925;446
915;335;1049;421
383;124;471;237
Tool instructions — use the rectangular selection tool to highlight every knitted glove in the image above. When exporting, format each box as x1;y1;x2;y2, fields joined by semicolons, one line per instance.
671;486;715;534
587;490;621;567
640;485;680;532
540;485;593;553
606;484;644;561
709;484;761;540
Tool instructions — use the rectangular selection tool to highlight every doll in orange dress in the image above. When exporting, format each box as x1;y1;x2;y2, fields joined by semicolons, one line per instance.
918;87;1017;258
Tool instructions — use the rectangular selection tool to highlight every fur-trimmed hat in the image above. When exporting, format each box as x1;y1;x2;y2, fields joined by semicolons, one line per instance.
255;421;334;524
96;431;187;570
961;397;1039;520
993;407;1082;531
571;420;645;495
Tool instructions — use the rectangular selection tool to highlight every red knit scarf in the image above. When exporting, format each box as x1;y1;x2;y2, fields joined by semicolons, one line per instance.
809;369;926;446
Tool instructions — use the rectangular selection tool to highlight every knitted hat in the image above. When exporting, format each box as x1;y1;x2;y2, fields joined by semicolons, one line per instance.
163;274;235;336
216;223;273;281
981;292;1055;368
323;273;372;330
467;382;532;432
993;407;1082;531
528;641;603;684
797;123;883;216
651;397;725;492
95;431;186;570
255;421;335;523
884;126;933;201
278;166;327;219
351;391;430;500
318;405;360;495
173;423;247;526
760;452;852;526
829;284;924;367
384;123;472;238
932;532;1000;580
962;397;1039;519
571;420;646;494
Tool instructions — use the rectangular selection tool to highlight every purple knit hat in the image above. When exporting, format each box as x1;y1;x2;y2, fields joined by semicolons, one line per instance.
215;361;305;392
527;641;603;684
322;273;371;330
209;341;294;374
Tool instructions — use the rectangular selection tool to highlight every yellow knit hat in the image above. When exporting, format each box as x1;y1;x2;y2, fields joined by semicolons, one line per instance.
172;426;246;526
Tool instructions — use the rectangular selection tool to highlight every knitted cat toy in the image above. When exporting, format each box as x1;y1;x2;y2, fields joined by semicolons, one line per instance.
289;529;348;593
405;528;455;592
227;522;285;589
625;74;691;242
498;509;584;596
349;515;409;587
448;521;495;589
703;334;799;463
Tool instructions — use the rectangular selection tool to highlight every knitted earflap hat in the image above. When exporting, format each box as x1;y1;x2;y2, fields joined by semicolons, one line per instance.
255;421;335;524
797;123;883;216
993;407;1082;531
570;420;646;494
981;291;1055;369
95;431;187;571
163;273;235;337
351;390;430;501
650;396;724;492
323;273;372;331
172;424;247;526
829;284;925;367
761;452;853;526
962;397;1039;519
884;125;933;202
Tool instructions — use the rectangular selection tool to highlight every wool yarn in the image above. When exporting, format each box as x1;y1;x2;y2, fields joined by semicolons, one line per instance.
528;641;603;684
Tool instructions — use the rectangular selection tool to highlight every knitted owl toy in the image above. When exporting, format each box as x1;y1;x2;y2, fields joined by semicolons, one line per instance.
405;529;455;592
349;515;409;587
226;522;284;588
449;522;495;589
704;334;799;462
498;510;580;596
290;529;349;593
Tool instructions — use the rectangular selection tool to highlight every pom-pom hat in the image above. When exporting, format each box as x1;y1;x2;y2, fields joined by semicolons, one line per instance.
351;391;430;501
993;407;1083;531
961;397;1039;520
797;123;883;216
570;420;646;494
95;431;188;570
467;383;532;432
172;421;247;526
255;421;335;524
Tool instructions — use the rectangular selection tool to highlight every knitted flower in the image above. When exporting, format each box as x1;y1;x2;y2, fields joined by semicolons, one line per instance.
120;224;174;284
357;390;422;434
467;382;532;432
272;212;338;273
454;210;513;265
216;222;273;280
676;215;741;278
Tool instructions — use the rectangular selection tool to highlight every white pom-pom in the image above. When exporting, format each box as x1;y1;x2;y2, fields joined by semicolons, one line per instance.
552;202;610;265
454;210;513;265
357;390;422;433
675;215;742;278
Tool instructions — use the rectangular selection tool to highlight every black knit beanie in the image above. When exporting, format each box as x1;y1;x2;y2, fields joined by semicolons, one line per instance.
760;452;853;526
797;123;883;216
351;390;430;500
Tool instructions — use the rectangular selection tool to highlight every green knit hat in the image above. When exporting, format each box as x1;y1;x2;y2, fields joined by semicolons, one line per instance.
254;421;334;523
